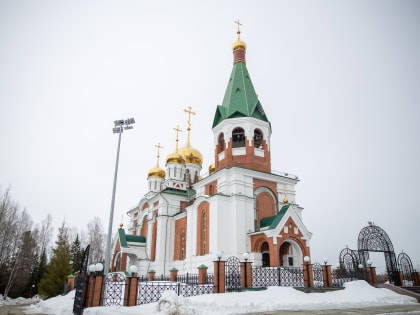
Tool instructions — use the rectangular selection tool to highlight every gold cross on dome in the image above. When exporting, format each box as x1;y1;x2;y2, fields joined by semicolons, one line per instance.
154;142;163;166
173;125;182;151
184;106;196;129
234;19;242;35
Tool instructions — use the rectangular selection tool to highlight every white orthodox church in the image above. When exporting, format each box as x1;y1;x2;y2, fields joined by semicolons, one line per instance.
111;26;313;275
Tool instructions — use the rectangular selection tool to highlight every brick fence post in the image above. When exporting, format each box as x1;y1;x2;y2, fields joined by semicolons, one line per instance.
170;268;178;282
322;265;332;287
148;270;156;281
213;260;226;293
124;275;138;306
304;263;314;288
366;266;377;285
198;265;208;284
240;262;252;288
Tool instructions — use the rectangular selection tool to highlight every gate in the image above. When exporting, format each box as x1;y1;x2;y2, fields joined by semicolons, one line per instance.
103;272;126;306
312;262;323;287
358;223;400;285
398;252;415;286
73;245;90;315
225;256;241;292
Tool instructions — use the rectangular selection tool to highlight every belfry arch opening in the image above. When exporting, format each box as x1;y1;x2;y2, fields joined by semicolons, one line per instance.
232;127;245;148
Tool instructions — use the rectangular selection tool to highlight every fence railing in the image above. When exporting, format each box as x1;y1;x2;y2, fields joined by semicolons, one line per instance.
252;266;305;287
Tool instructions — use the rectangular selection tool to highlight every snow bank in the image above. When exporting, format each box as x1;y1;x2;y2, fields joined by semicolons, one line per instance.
20;281;418;315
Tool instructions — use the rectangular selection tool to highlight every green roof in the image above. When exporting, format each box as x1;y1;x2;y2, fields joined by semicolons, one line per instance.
118;228;146;248
212;61;269;128
260;204;290;229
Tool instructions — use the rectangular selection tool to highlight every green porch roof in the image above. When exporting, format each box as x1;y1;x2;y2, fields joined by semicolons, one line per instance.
212;61;269;128
118;228;146;248
260;204;290;229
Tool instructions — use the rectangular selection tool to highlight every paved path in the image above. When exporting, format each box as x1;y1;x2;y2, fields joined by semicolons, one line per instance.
247;304;420;314
0;304;47;315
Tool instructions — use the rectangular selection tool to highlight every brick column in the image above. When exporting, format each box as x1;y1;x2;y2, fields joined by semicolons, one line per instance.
124;275;138;306
198;265;208;284
367;267;377;285
86;275;104;307
322;265;332;287
170;268;178;282
148;270;156;281
213;260;226;293
413;272;420;286
240;262;252;288
304;263;314;288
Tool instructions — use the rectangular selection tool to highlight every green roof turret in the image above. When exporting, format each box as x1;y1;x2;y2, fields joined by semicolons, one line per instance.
212;21;269;128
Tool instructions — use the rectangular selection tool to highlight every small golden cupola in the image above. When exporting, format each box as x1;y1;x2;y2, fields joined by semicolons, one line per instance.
147;143;166;179
232;19;247;64
179;106;203;167
165;125;186;166
147;143;166;193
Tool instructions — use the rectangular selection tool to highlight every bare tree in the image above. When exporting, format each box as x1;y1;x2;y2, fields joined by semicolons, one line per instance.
87;216;105;264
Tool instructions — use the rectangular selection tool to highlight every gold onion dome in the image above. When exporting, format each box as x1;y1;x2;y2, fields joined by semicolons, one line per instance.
208;163;215;174
232;38;247;51
147;166;166;179
179;144;203;166
165;151;186;165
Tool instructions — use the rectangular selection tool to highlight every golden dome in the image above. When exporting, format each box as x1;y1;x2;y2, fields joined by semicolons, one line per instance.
179;144;203;166
165;151;185;165
232;39;247;51
147;166;166;179
208;163;215;174
283;197;289;204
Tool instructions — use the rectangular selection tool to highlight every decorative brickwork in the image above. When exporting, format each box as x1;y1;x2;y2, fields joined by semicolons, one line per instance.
174;217;187;260
196;202;210;256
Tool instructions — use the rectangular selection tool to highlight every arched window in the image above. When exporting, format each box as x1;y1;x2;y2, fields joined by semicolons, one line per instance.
181;228;186;260
254;129;263;148
232;127;245;148
218;133;225;152
196;202;210;256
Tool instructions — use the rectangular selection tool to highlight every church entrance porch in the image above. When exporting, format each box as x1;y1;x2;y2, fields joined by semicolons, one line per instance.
251;234;308;268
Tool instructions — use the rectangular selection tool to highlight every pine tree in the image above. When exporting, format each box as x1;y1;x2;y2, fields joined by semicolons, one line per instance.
70;234;83;273
38;221;72;298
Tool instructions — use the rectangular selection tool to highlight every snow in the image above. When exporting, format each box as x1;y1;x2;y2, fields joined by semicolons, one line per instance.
20;281;417;315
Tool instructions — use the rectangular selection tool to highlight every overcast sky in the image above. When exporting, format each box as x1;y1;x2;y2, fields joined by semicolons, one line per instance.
1;0;419;271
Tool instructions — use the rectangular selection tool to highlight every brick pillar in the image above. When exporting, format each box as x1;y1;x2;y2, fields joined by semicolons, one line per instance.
86;275;104;307
304;263;314;288
213;260;226;293
322;265;332;287
67;276;75;291
124;276;138;306
148;270;156;281
398;271;404;286
240;262;252;288
413;272;420;286
198;265;208;284
170;268;178;282
366;267;377;285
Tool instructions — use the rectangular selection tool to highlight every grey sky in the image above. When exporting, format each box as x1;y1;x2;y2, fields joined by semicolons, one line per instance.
1;0;419;271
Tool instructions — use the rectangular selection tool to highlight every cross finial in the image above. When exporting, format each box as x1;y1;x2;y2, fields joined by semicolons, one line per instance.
234;19;242;36
154;142;163;167
184;106;196;146
173;125;182;151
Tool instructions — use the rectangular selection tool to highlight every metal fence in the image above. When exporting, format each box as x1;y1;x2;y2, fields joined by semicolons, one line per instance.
251;266;305;287
331;268;367;287
103;272;214;306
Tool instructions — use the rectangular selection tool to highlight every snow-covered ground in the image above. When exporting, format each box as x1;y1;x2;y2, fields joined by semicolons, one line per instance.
17;281;418;315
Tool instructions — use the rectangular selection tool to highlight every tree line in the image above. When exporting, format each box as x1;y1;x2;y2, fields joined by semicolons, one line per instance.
0;186;106;299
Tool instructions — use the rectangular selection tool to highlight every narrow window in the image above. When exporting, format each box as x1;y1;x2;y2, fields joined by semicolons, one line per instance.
254;129;263;148
218;133;225;152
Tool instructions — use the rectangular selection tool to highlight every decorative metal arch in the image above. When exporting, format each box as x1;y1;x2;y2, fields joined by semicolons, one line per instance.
225;256;241;292
357;224;400;285
397;252;414;286
339;247;360;271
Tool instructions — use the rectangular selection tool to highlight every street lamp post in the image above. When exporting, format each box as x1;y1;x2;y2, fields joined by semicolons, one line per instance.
104;118;135;276
243;252;249;288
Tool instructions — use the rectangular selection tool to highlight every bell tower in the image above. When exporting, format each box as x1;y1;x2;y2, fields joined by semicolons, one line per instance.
212;21;271;173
